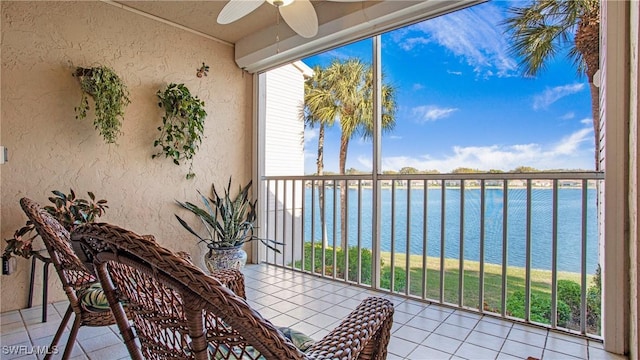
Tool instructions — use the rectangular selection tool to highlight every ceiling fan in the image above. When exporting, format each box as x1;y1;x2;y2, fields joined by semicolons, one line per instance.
217;0;360;39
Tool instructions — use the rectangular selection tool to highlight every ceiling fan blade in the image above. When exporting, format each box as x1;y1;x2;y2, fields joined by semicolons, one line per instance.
279;0;318;38
217;0;265;24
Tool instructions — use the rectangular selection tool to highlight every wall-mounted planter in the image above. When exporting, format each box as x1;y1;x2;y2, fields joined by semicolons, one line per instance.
74;66;130;144
152;83;207;179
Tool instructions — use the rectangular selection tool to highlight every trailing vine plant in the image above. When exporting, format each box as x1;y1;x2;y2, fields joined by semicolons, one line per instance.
153;83;207;179
74;66;131;144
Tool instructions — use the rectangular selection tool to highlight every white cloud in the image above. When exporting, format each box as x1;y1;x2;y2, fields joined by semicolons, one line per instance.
533;83;585;110
362;127;596;173
399;37;431;51
388;135;403;140
412;83;425;91
559;112;575;120
581;118;593;125
397;3;517;77
412;105;458;122
304;151;316;160
357;156;372;171
447;70;463;76
304;128;318;144
551;127;593;155
318;49;351;61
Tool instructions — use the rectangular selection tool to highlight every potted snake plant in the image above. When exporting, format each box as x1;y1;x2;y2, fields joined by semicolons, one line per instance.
175;177;281;272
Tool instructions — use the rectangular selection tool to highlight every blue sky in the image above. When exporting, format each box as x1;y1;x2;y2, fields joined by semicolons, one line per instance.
301;1;595;174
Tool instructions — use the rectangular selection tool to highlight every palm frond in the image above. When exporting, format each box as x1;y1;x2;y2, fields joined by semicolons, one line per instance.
502;0;598;78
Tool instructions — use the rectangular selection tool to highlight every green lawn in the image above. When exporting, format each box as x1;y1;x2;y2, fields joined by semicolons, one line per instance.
378;252;591;312
292;242;600;335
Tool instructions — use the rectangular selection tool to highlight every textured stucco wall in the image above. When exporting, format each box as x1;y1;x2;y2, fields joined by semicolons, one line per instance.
1;1;253;312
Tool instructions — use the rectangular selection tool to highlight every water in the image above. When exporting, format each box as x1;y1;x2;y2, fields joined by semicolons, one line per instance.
303;186;599;274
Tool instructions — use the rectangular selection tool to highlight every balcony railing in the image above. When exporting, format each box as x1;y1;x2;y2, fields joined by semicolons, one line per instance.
260;172;604;338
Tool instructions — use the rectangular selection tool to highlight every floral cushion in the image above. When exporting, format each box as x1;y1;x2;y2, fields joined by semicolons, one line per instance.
77;282;110;312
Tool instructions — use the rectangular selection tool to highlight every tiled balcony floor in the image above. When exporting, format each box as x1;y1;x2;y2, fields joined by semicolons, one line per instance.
0;263;628;360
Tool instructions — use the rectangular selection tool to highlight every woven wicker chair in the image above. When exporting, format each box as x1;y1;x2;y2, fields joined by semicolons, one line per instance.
70;222;395;360
19;197;246;359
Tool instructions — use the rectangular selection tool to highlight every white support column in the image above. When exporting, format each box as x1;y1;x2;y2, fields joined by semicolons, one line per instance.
253;72;267;264
627;2;640;359
602;0;630;354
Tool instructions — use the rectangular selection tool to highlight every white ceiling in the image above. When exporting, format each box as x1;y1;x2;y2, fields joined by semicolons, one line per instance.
117;1;373;44
113;0;481;73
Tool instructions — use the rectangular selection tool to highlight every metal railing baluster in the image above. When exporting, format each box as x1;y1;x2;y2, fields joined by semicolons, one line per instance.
274;180;280;266
422;179;428;300
282;180;287;267
459;180;465;307
290;180;295;269
406;180;412;296
440;180;446;304
479;180;486;313
525;180;532;321
344;180;350;282
332;181;337;280
551;179;559;328
501;179;508;317
390;180;396;292
311;180;316;275
266;179;272;264
301;180;306;272
320;180;327;276
357;180;363;285
581;179;588;334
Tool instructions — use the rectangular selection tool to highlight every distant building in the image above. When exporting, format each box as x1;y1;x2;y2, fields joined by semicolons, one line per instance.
264;61;312;176
263;61;312;263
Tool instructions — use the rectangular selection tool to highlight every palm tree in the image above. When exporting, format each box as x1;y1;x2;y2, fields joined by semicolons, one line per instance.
304;65;336;177
303;65;337;246
503;0;600;168
323;58;396;177
304;58;397;251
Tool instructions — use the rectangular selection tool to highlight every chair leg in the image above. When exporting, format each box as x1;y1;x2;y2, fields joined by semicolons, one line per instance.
44;305;73;359
60;315;82;360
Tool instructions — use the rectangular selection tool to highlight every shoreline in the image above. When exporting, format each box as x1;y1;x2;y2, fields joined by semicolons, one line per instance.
374;250;592;283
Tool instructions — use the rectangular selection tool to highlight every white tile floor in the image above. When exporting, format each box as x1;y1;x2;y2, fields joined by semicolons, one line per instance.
0;264;628;360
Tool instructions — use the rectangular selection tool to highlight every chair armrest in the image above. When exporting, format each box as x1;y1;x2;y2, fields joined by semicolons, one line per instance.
208;268;246;299
173;250;246;299
306;297;394;360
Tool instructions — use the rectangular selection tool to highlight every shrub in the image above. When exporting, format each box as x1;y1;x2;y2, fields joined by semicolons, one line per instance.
587;265;602;334
506;290;571;326
380;266;407;293
295;242;406;292
558;279;582;320
296;243;369;281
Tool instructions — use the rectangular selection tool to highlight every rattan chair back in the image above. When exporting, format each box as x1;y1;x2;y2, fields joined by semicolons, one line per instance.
20;198;118;359
71;222;394;360
71;222;303;360
21;198;96;298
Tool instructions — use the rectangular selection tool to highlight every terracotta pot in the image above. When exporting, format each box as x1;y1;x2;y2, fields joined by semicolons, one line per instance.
203;246;247;273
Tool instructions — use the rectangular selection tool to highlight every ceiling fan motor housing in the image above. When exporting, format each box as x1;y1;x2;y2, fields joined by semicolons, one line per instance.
266;0;294;7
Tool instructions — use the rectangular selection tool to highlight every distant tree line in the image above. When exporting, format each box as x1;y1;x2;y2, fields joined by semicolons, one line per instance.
308;166;594;176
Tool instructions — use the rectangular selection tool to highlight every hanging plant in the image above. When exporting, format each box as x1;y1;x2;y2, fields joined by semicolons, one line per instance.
74;66;131;144
153;83;207;179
